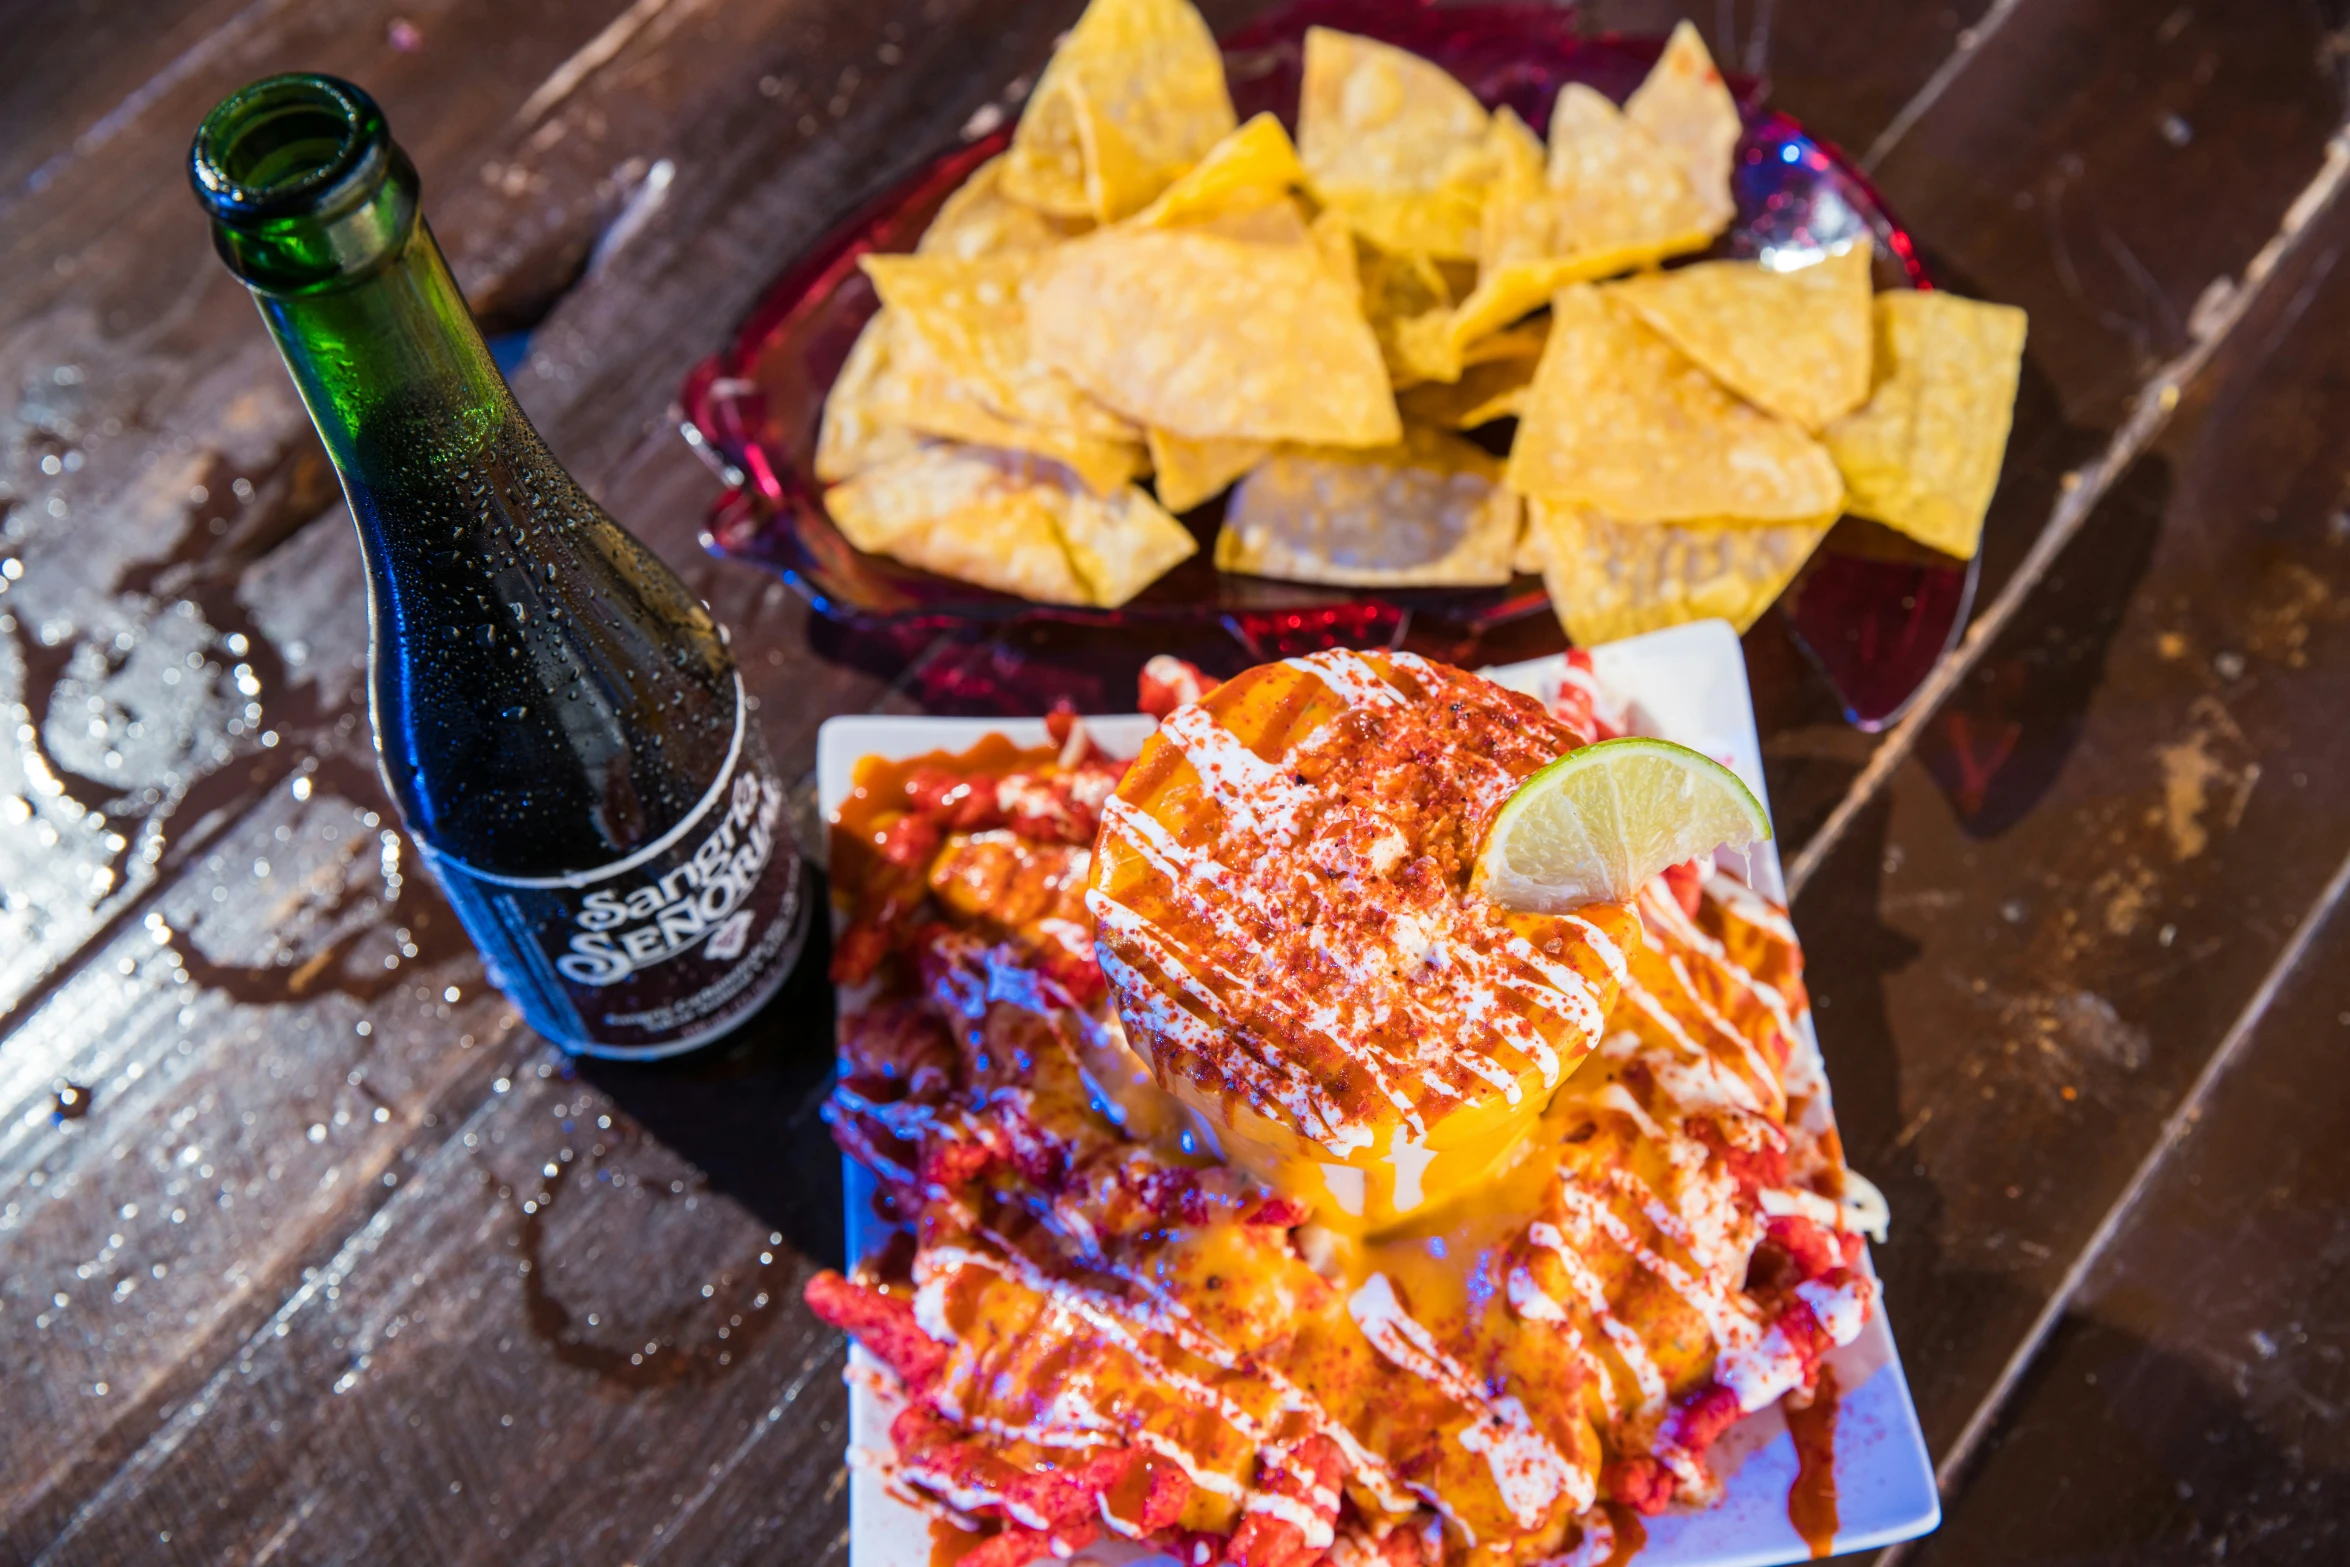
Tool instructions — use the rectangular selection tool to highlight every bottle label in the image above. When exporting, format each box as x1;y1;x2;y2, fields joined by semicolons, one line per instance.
419;698;807;1059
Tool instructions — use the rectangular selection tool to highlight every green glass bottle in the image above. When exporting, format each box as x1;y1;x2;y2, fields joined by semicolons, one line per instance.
189;74;806;1058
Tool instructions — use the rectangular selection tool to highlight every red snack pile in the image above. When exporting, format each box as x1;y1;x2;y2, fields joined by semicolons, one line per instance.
808;662;1881;1565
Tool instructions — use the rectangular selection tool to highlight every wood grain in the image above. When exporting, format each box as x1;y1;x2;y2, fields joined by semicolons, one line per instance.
29;1048;853;1566
1914;879;2350;1564
0;754;516;1554
0;0;658;1019
1795;171;2350;1468
2;0;1089;1556
1751;0;2350;861
8;0;2350;1563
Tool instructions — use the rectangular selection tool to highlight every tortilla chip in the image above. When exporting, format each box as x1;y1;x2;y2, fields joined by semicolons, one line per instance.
1531;83;1722;268
861;252;1137;443
1055;480;1200;606
1397;318;1547;426
1310;206;1360;301
816;309;930;482
1000;0;1237;222
1357;242;1455;385
1399;94;1717;383
1489;94;1554;251
1216;425;1518;586
1609;244;1875;430
1184;197;1316;249
873;399;1145;497
1296;27;1494;260
825;444;1193;606
1532;496;1832;643
885;501;1082;599
1029;226;1401;446
919;155;1086;259
1148;428;1270;511
1462;319;1550;366
1623;20;1743;233
1512;501;1546;574
833;304;1146;495
1505;284;1844;522
1397;351;1537;428
1131;112;1305;228
1823;290;2027;560
825;445;1091;603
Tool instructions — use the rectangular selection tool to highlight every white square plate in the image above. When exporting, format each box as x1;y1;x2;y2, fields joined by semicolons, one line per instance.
816;619;1940;1566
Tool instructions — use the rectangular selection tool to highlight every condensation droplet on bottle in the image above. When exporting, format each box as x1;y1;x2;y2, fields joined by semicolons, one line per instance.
475;625;496;648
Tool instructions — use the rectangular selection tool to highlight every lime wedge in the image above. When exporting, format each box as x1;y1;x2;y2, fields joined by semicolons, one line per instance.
1474;737;1771;913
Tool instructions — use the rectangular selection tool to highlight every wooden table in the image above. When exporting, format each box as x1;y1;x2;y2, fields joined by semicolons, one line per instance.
4;2;2347;1561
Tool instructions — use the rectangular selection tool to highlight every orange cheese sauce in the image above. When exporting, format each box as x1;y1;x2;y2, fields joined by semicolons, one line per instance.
832;735;1058;892
1785;1366;1841;1558
1090;650;1639;1232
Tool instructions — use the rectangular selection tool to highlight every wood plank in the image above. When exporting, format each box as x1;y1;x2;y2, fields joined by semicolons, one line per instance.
0;709;519;1552
0;0;280;199
0;0;939;1546
0;0;1085;1552
1912;879;2350;1563
25;1045;853;1567
1755;0;2350;857
12;0;2346;1561
0;509;859;1553
1790;175;2350;1472
0;0;667;1020
1873;0;2349;600
0;0;2119;1557
1574;0;1999;166
0;506;526;1557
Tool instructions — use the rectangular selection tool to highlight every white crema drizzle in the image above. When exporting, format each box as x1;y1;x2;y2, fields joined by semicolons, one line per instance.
1527;1220;1669;1416
1157;702;1317;846
1348;1273;1595;1521
1099;652;1620;1157
915;1228;1423;1518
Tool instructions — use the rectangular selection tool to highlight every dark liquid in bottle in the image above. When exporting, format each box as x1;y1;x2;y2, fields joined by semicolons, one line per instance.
348;401;804;1057
351;403;734;865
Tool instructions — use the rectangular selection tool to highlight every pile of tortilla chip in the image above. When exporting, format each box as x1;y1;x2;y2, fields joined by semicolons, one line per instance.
814;0;2029;641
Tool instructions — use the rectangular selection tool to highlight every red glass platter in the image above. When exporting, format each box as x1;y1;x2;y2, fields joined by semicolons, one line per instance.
679;0;1978;728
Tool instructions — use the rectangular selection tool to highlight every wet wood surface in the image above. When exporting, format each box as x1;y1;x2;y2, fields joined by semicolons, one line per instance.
4;2;2347;1563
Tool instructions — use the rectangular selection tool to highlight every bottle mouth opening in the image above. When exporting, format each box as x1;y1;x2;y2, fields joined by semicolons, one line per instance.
191;74;384;223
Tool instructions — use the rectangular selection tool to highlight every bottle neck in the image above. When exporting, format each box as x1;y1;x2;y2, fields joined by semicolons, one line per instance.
189;74;752;878
252;216;512;484
190;73;517;494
